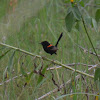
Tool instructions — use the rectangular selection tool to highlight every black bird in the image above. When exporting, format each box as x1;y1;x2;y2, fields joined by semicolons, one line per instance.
40;32;63;55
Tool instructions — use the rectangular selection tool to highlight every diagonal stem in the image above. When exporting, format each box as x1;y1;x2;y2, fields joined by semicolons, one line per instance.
81;16;100;62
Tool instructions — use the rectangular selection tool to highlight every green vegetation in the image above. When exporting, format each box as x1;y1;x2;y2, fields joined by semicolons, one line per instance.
0;0;100;100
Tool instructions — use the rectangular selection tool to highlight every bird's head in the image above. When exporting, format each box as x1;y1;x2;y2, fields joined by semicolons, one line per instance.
40;41;50;47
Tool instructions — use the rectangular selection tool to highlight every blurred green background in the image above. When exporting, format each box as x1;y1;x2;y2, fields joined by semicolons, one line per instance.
0;0;100;100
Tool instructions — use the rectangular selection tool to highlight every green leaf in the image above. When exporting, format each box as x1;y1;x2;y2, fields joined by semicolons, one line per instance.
28;71;34;80
67;7;72;14
37;65;48;85
37;75;44;85
3;66;9;80
72;6;81;20
20;66;28;77
64;0;70;3
75;21;80;31
95;9;100;23
65;6;81;32
33;74;50;93
65;11;75;32
26;70;34;84
79;0;84;7
92;18;98;33
84;16;92;26
94;68;100;81
7;50;15;72
21;68;34;86
0;49;11;60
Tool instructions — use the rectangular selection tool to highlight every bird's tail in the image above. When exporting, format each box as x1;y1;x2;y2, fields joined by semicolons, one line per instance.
55;32;63;47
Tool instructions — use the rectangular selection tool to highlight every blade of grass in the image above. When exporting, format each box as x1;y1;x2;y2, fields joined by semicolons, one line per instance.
7;50;16;72
0;49;11;60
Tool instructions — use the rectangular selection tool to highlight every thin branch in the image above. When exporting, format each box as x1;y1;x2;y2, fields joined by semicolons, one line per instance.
0;42;94;78
77;45;100;58
0;72;31;86
47;63;98;70
62;74;66;94
34;63;45;77
50;70;60;91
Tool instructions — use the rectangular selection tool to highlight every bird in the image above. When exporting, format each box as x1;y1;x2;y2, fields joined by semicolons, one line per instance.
40;32;63;55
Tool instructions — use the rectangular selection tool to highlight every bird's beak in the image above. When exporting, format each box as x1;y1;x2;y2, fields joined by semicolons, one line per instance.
39;42;41;44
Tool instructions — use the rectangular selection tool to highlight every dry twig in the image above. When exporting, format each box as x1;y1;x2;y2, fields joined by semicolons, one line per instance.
35;65;97;100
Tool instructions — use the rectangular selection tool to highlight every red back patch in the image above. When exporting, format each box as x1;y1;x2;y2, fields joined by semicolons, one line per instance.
47;44;53;48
